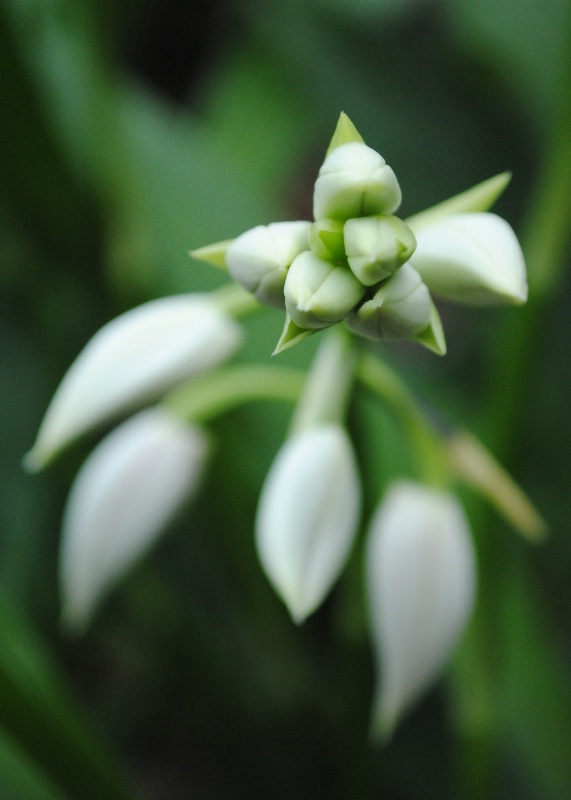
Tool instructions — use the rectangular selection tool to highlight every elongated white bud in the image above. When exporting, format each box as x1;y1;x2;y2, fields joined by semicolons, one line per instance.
366;481;476;735
409;212;528;305
25;294;240;470
60;409;209;630
284;251;365;329
313;142;402;221
346;263;432;341
256;425;361;623
344;215;417;285
226;221;311;308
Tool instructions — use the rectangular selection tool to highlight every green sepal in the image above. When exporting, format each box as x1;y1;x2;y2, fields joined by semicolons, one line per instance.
189;239;234;270
273;314;318;355
413;302;447;355
406;172;512;234
326;112;365;156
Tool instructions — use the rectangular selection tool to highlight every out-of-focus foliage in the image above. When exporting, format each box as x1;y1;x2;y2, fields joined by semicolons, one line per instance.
1;0;571;798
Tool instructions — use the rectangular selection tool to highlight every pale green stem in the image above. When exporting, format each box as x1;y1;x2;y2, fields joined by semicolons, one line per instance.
288;326;359;437
357;352;450;488
162;364;306;423
210;282;260;318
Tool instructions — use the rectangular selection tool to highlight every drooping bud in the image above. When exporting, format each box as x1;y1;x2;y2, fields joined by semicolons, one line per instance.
284;251;365;330
25;295;241;470
366;481;476;736
225;221;311;308
409;212;528;305
345;264;432;341
344;215;417;285
308;219;346;261
60;409;209;631
313;142;402;221
256;425;361;623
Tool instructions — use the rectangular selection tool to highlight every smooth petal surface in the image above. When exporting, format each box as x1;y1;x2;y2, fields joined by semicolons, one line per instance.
226;221;311;308
60;409;208;630
256;425;361;622
26;294;241;469
409;212;528;305
366;481;476;735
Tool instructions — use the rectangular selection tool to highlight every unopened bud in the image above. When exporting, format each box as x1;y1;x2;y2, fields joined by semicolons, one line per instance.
344;215;417;286
284;251;365;330
308;219;346;261
346;264;432;341
226;221;311;308
313;142;402;221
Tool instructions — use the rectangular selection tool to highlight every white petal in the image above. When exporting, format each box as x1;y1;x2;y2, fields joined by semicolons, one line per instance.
256;425;361;622
60;409;209;630
26;295;241;469
409;212;527;305
366;481;476;734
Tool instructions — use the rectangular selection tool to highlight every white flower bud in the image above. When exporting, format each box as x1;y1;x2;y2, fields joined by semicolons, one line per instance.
346;264;432;341
25;295;240;470
409;212;528;305
284;251;365;330
308;219;346;261
60;409;209;630
225;221;311;308
313;142;402;221
366;481;476;734
256;425;361;623
344;215;417;286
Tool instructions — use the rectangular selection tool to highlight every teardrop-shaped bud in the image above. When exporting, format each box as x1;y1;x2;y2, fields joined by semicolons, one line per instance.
284;251;365;330
25;295;240;470
366;481;476;736
345;264;432;341
225;221;311;308
256;425;361;623
344;215;417;286
408;212;527;305
60;409;209;631
313;142;402;221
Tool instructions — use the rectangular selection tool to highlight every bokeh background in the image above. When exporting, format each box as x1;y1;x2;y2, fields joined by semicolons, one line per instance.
2;0;571;798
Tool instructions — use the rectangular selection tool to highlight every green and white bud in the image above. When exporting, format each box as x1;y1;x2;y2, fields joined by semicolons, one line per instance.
313;142;402;222
409;212;527;305
346;264;432;341
226;221;311;308
308;219;346;262
284;251;365;330
344;215;417;286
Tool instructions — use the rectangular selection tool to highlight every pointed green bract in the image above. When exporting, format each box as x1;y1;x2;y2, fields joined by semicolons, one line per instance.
273;314;317;355
414;302;447;355
190;239;234;270
325;112;365;156
406;172;512;234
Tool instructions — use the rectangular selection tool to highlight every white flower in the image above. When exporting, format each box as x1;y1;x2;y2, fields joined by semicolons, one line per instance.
25;294;241;470
256;425;361;623
313;142;402;221
60;409;209;630
366;481;476;735
226;221;311;308
408;212;528;305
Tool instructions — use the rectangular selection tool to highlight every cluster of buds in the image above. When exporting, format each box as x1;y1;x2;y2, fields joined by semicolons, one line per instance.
26;113;542;737
193;113;527;356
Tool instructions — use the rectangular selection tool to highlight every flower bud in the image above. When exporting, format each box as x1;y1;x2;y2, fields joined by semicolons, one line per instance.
284;251;365;330
60;409;209;630
409;212;528;305
344;215;417;286
225;221;311;308
366;481;476;735
25;295;240;470
256;425;361;623
308;218;346;261
313;142;402;221
345;264;432;341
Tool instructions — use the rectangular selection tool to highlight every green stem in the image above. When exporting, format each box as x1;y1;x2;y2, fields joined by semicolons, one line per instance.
357;352;450;488
288;327;359;436
162;364;306;423
211;282;260;318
